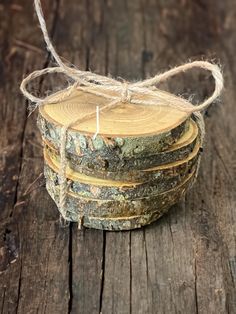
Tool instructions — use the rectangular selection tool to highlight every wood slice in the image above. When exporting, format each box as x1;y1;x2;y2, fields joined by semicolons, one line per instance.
44;146;199;200
46;140;201;181
45;170;195;230
44;119;199;176
38;87;190;159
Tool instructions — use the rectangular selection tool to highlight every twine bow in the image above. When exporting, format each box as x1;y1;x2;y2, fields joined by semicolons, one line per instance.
20;0;224;225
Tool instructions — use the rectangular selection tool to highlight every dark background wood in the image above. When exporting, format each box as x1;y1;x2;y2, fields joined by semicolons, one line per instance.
0;0;236;313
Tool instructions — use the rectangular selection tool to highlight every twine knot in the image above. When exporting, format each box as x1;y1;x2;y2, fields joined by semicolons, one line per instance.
121;82;132;103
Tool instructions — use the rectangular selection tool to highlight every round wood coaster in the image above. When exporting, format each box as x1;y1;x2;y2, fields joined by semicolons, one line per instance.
38;87;190;159
44;145;199;200
45;169;196;230
43;119;199;180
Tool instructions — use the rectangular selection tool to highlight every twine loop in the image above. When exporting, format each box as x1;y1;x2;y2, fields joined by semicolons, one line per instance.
20;0;224;227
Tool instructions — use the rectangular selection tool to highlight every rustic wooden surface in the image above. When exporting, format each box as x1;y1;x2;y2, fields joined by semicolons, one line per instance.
0;0;236;313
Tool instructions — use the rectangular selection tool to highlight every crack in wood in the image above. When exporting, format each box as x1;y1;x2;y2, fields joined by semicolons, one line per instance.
211;139;233;183
42;247;51;314
129;231;132;314
0;287;6;314
15;260;22;314
99;231;106;314
143;229;149;286
68;223;73;314
168;219;175;249
10;109;27;219
229;257;236;286
194;255;199;314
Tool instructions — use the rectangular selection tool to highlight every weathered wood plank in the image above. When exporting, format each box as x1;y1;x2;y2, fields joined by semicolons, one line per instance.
100;0;143;312
128;0;236;313
0;1;70;313
1;0;236;313
100;0;236;313
49;1;105;313
102;232;131;314
70;227;103;314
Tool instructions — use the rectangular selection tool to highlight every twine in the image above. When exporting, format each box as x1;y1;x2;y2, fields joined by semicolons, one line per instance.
20;0;224;227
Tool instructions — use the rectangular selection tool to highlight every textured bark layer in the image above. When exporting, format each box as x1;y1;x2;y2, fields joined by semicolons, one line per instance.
45;137;200;182
43;120;199;178
44;149;199;200
45;170;195;230
38;112;190;159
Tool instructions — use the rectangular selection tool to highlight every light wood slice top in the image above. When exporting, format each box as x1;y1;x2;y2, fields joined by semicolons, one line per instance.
40;87;189;137
43;119;198;158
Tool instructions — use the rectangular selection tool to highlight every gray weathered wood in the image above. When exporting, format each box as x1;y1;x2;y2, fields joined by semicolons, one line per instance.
1;0;236;313
0;2;70;313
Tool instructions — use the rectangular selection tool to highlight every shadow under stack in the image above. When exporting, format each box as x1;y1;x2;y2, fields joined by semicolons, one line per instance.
38;88;201;231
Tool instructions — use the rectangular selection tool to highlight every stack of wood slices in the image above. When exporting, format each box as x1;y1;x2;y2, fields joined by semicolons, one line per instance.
38;88;202;231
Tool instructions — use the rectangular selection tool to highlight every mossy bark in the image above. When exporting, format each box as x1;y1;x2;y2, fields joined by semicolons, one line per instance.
38;113;190;159
45;140;200;181
44;134;198;175
44;156;198;200
45;170;195;230
74;150;200;181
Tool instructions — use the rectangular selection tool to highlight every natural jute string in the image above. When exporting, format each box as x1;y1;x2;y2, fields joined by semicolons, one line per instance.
20;0;224;225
